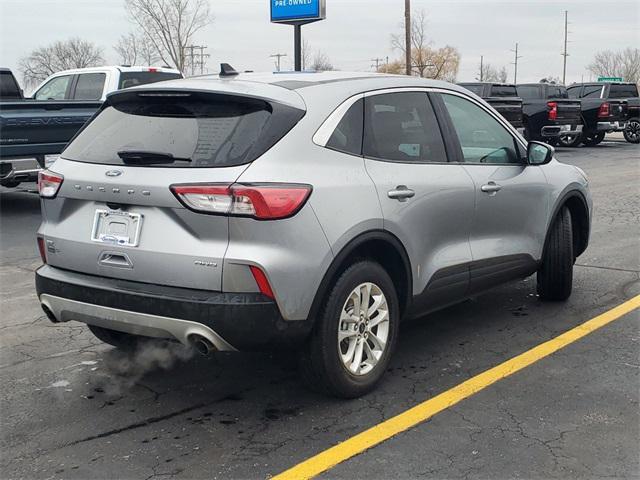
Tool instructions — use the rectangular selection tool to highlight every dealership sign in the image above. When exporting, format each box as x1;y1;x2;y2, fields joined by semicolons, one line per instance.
271;0;326;24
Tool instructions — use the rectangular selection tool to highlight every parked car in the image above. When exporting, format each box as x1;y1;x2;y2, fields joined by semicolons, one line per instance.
457;82;524;131
515;83;583;146
35;70;592;398
0;66;182;188
566;82;631;146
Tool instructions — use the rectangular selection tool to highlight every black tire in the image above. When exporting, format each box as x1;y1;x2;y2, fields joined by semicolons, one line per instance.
299;260;399;398
88;325;147;351
544;137;559;147
582;132;605;146
537;207;574;301
557;132;583;147
623;119;640;144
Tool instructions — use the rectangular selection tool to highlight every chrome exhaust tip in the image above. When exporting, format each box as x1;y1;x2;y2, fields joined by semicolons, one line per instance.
41;303;59;323
189;334;216;356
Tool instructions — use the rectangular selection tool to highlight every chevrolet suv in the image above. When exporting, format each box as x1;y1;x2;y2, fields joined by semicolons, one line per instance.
35;70;592;398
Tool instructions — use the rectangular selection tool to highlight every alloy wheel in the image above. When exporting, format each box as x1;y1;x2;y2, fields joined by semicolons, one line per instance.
337;282;389;376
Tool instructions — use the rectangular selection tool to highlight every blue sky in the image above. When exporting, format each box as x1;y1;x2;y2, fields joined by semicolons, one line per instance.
1;0;638;86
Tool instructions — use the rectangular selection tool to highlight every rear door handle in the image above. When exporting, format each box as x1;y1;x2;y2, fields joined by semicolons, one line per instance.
387;185;415;202
480;182;502;194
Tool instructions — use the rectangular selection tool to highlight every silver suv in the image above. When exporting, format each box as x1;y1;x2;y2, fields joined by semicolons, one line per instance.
36;70;592;398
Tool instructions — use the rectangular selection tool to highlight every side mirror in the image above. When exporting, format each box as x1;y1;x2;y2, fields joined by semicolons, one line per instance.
527;141;554;165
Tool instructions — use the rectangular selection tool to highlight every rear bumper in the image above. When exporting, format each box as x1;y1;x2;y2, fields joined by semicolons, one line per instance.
541;124;582;137
597;120;627;132
35;265;312;351
0;157;41;183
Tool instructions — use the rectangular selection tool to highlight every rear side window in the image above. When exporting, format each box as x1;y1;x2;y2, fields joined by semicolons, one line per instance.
73;73;106;100
62;92;305;168
515;85;540;99
363;92;447;163
582;85;603;98
549;87;567;99
567;86;581;98
608;84;639;98
490;85;517;97
118;72;183;89
327;99;363;155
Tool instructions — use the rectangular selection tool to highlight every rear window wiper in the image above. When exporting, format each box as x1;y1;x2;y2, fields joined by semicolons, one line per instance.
117;150;192;165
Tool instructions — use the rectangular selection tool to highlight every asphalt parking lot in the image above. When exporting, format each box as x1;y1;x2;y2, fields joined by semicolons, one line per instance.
1;136;638;479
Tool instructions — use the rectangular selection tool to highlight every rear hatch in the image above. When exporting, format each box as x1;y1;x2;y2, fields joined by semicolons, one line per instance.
40;87;304;291
485;84;523;128
552;99;582;124
485;97;523;128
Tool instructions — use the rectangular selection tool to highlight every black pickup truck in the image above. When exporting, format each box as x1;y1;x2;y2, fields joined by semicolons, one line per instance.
515;83;582;146
1;66;182;188
0;69;99;187
457;82;524;130
567;82;636;145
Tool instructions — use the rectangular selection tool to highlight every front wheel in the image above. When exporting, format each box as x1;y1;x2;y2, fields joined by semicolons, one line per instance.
537;207;574;301
623;119;640;144
582;132;605;146
299;261;399;398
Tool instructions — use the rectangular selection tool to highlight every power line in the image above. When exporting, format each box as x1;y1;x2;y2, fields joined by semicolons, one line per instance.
270;53;287;72
183;45;209;76
510;42;523;83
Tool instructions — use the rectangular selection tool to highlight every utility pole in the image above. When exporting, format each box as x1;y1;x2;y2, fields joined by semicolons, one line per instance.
196;46;209;75
405;0;411;76
561;10;569;84
371;57;384;71
479;55;484;81
510;42;523;83
270;53;287;72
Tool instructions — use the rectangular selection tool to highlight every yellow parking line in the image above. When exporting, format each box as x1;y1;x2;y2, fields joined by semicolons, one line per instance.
273;295;640;480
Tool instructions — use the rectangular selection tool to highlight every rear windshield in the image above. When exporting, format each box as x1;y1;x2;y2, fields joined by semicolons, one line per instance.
0;71;22;99
608;84;639;98
548;86;568;99
490;85;517;97
62;92;305;168
118;72;183;89
459;84;484;96
516;85;540;99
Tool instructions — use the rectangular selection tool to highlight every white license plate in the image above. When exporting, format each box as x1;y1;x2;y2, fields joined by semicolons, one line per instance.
91;210;143;247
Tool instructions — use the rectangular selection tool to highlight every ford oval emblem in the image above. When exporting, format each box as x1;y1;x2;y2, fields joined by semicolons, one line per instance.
105;169;123;177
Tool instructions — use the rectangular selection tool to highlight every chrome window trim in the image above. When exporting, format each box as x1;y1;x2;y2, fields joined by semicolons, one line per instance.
313;86;526;151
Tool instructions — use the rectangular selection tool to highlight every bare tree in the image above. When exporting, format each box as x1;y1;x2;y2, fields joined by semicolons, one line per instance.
114;32;161;66
498;66;508;83
310;51;334;72
300;39;312;71
476;63;509;83
390;9;460;80
588;48;640;84
19;38;104;87
124;0;213;73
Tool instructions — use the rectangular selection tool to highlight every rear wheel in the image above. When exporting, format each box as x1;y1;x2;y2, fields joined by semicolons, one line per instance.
623;119;640;144
88;325;148;351
582;132;605;146
544;137;559;147
537;207;574;301
558;132;582;147
299;261;399;398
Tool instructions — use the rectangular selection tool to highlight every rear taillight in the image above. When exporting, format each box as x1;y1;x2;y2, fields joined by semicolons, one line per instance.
38;170;64;198
547;101;558;121
37;237;47;264
249;265;275;299
170;183;312;220
598;102;610;118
